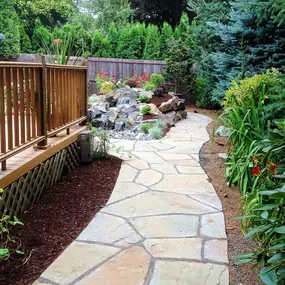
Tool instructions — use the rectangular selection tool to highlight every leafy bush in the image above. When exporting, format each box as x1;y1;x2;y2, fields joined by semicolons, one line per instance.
0;188;24;260
155;119;166;129
126;80;137;88
91;128;110;160
138;95;150;103
144;83;156;91
224;71;281;108
153;87;164;97
141;123;152;133
100;81;115;94
150;74;165;86
141;105;151;115
149;126;163;139
221;72;285;284
195;77;213;108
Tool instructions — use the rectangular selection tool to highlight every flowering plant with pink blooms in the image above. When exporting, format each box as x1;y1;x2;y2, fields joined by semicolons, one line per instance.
95;71;118;90
126;74;151;88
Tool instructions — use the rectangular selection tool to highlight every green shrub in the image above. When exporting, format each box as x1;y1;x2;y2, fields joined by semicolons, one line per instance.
141;105;152;115
223;71;280;108
138;95;150;103
141;123;152;133
100;81;115;94
0;188;24;260
195;77;213;108
155;119;166;129
91;128;110;160
144;83;156;91
149;126;163;139
150;74;165;86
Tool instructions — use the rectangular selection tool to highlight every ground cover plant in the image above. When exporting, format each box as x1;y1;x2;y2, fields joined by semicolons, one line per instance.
220;70;285;284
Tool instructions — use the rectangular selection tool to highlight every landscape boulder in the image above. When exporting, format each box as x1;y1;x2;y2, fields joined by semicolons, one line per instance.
159;96;185;113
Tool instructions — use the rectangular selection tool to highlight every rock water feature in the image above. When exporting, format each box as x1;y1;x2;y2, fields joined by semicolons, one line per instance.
87;87;187;140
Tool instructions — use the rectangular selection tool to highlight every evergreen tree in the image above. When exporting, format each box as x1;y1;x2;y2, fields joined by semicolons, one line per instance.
209;0;285;105
92;31;104;57
143;25;161;60
128;23;146;59
18;24;32;53
116;26;133;59
107;22;119;58
31;18;52;53
0;0;20;58
160;22;173;60
100;38;113;58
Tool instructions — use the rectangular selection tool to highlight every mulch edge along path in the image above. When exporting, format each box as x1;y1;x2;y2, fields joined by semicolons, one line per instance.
0;156;123;285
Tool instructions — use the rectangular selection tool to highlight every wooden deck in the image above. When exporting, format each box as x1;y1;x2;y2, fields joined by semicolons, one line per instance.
0;124;88;189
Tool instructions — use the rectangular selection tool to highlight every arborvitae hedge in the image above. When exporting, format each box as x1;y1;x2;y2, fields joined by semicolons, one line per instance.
143;25;161;60
0;0;20;59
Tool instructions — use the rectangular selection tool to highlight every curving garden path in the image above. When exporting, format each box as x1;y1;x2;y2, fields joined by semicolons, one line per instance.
34;112;229;285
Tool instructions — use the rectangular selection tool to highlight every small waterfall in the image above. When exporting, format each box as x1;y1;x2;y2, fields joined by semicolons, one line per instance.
116;97;130;106
101;114;109;129
114;120;126;131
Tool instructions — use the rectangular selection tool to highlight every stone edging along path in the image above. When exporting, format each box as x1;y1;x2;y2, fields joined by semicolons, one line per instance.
33;112;229;285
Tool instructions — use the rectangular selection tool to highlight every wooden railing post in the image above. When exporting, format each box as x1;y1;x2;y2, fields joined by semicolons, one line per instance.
35;56;49;149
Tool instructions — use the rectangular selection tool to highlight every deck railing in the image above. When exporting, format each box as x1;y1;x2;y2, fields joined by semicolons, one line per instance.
0;61;88;171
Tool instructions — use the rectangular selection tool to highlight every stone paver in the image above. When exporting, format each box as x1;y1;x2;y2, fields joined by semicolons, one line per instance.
130;214;199;238
150;261;229;285
34;112;228;285
144;238;202;259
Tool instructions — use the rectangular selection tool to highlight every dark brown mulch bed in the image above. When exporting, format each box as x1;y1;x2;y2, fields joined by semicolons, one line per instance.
0;156;122;285
187;105;261;285
149;93;172;107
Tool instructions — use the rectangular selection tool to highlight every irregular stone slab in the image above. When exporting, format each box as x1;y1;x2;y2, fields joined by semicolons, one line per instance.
204;239;228;263
117;164;138;182
135;169;162;186
189;195;222;210
149;142;175;151
112;140;135;151
191;154;200;162
130;214;199;238
77;213;141;247
76;246;150;285
150;163;177;174
134;142;156;152
42;242;120;284
126;159;150;170
158;153;192;160
104;192;216;218
150;261;229;285
165;132;192;140
107;182;148;204
131;151;165;163
152;174;216;195
144;238;202;259
177;166;205;174
32;281;50;285
201;213;227;238
167;159;200;167
161;146;202;154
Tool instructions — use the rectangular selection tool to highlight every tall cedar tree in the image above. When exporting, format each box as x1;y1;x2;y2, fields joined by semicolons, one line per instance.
143;25;161;60
0;0;20;58
107;22;119;58
160;22;173;60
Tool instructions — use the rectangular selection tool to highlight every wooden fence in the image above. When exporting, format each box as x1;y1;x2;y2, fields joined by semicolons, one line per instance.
0;61;88;171
87;58;166;94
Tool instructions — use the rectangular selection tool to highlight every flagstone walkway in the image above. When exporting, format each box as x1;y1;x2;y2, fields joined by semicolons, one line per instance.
34;112;229;285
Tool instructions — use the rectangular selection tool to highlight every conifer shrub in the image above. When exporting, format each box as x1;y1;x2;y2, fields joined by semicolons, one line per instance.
150;74;165;86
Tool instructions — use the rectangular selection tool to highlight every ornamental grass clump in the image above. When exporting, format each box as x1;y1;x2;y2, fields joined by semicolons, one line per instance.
138;95;150;103
148;125;163;139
